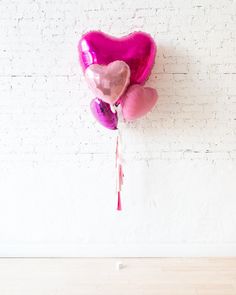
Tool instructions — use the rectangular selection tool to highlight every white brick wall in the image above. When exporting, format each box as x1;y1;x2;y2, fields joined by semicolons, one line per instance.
0;0;236;256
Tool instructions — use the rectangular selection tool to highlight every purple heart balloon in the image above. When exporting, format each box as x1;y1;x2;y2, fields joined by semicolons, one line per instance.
78;31;156;85
90;98;118;130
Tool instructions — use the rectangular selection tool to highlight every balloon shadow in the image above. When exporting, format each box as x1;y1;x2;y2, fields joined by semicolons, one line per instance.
122;43;216;143
121;44;218;206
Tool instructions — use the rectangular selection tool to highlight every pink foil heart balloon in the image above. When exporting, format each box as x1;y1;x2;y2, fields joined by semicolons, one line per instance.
78;31;156;85
85;60;130;105
121;85;158;121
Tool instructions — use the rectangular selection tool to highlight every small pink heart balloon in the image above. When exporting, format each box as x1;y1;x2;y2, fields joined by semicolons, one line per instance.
85;60;130;105
121;85;158;121
78;31;156;85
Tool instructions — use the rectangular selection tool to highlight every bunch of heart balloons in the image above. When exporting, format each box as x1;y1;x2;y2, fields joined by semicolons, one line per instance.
78;31;158;130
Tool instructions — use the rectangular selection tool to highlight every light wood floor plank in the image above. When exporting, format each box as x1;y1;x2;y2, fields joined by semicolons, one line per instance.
0;258;235;295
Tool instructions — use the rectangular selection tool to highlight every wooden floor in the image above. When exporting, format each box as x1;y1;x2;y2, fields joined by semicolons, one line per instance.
0;258;236;295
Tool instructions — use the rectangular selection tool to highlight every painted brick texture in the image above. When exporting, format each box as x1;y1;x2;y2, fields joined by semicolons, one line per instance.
0;0;236;256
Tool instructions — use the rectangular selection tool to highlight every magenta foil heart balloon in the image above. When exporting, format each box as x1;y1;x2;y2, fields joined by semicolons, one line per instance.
78;31;156;85
90;98;118;130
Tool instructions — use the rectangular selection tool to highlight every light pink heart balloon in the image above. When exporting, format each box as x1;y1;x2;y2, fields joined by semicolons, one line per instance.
85;60;130;105
121;85;158;121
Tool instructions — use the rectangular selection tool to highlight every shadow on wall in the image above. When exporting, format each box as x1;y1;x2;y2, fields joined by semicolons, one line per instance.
121;44;220;206
123;43;217;141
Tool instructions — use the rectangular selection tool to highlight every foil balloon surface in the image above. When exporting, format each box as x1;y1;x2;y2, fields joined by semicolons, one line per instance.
78;31;156;85
90;98;118;130
85;60;130;105
121;84;158;121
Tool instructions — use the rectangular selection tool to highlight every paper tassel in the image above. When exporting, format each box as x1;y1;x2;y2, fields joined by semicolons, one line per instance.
116;132;124;211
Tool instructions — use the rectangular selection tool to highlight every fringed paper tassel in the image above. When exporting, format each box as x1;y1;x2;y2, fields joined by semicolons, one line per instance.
116;132;124;211
117;191;122;211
